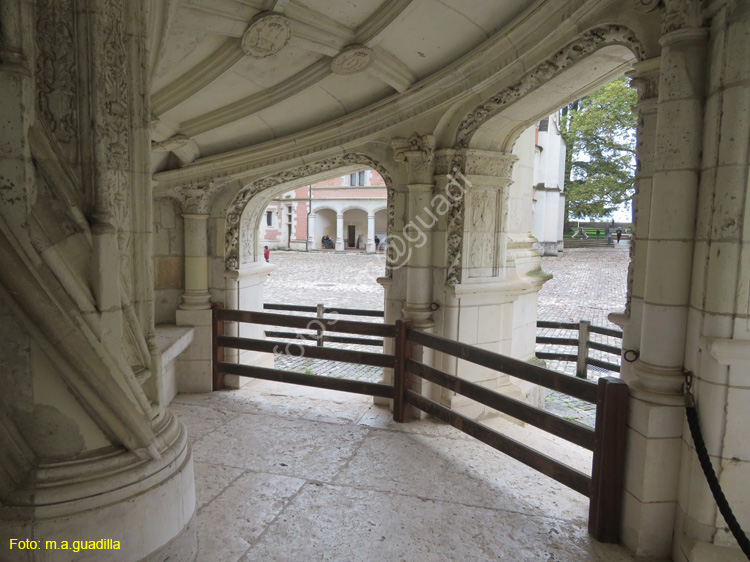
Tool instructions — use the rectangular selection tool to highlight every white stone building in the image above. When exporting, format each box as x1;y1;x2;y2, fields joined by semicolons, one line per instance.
531;114;567;256
1;1;749;561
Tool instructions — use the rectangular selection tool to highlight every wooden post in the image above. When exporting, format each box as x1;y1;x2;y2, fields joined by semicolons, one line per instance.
212;302;224;391
393;319;413;423
576;320;590;378
316;303;325;347
588;376;629;543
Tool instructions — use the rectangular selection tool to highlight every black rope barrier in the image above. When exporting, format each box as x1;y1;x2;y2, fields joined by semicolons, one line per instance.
684;372;750;560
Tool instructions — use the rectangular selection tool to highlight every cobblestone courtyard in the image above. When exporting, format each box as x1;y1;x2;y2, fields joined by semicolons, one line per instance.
263;246;630;426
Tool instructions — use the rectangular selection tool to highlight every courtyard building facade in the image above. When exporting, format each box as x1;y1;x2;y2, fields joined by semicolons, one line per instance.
1;1;750;561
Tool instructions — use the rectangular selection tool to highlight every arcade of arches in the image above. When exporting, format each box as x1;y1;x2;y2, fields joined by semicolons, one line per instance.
1;1;749;560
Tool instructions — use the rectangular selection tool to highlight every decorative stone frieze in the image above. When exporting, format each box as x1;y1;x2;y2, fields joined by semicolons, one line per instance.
241;12;292;58
224;153;393;270
455;25;646;148
35;0;78;165
331;45;374;74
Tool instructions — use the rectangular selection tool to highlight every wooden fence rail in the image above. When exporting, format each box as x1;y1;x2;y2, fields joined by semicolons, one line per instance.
213;307;628;544
536;319;623;377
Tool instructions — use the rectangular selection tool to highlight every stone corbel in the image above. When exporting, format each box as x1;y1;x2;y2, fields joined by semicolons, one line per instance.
627;57;661;106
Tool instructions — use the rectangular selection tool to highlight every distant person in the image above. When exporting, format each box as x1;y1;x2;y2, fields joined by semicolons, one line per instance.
596;228;600;239
616;227;622;244
356;234;361;249
374;235;380;249
605;226;613;245
264;245;270;262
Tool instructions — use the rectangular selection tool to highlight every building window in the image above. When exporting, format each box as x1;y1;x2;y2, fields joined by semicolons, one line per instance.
349;173;357;186
266;211;273;226
358;171;365;186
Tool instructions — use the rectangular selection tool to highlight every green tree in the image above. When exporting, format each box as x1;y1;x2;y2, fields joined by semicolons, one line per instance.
560;77;637;221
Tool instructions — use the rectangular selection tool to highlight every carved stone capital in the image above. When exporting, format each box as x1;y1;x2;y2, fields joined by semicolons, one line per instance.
171;180;226;215
661;0;705;35
464;150;517;179
392;133;435;164
392;133;436;183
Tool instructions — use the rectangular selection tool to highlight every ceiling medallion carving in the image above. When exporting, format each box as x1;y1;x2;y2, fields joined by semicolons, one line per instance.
241;13;292;58
331;45;374;75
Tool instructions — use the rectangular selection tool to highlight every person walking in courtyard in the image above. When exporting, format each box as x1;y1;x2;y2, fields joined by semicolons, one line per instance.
374;235;380;250
264;245;270;262
616;227;622;244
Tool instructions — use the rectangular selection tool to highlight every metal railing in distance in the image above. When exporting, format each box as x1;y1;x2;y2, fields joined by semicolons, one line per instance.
536;320;623;377
396;320;628;544
213;307;395;398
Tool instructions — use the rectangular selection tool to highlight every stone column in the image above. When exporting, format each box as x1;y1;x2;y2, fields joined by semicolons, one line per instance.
175;186;221;393
335;213;344;251
366;213;376;253
180;213;211;311
612;55;664;556
308;213;316;249
391;134;438;415
618;1;708;556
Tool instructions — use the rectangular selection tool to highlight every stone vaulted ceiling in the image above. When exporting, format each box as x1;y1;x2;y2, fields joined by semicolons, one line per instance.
148;0;535;171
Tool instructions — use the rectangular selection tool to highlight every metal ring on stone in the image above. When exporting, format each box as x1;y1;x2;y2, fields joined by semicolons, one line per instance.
430;302;440;311
623;349;639;363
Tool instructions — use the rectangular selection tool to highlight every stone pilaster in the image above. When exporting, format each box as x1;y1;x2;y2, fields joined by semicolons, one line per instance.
674;2;750;560
392;133;437;330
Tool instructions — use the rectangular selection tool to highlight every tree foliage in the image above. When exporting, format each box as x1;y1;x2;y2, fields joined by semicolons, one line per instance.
559;77;637;220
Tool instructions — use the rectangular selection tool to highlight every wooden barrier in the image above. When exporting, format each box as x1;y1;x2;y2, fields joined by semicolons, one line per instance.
212;307;629;543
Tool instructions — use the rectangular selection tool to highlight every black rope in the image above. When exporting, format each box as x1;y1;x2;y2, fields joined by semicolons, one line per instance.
685;391;750;560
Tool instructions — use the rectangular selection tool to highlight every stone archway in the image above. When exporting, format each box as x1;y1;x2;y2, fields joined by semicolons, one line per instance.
224;153;395;271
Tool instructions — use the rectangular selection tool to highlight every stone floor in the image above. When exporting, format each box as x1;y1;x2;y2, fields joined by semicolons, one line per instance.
172;381;665;562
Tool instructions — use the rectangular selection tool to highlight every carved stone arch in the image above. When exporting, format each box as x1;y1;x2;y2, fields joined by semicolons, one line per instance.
224;152;395;271
453;24;647;149
371;205;388;215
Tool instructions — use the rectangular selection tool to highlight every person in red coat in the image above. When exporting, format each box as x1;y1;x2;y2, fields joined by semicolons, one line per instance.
264;246;270;262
